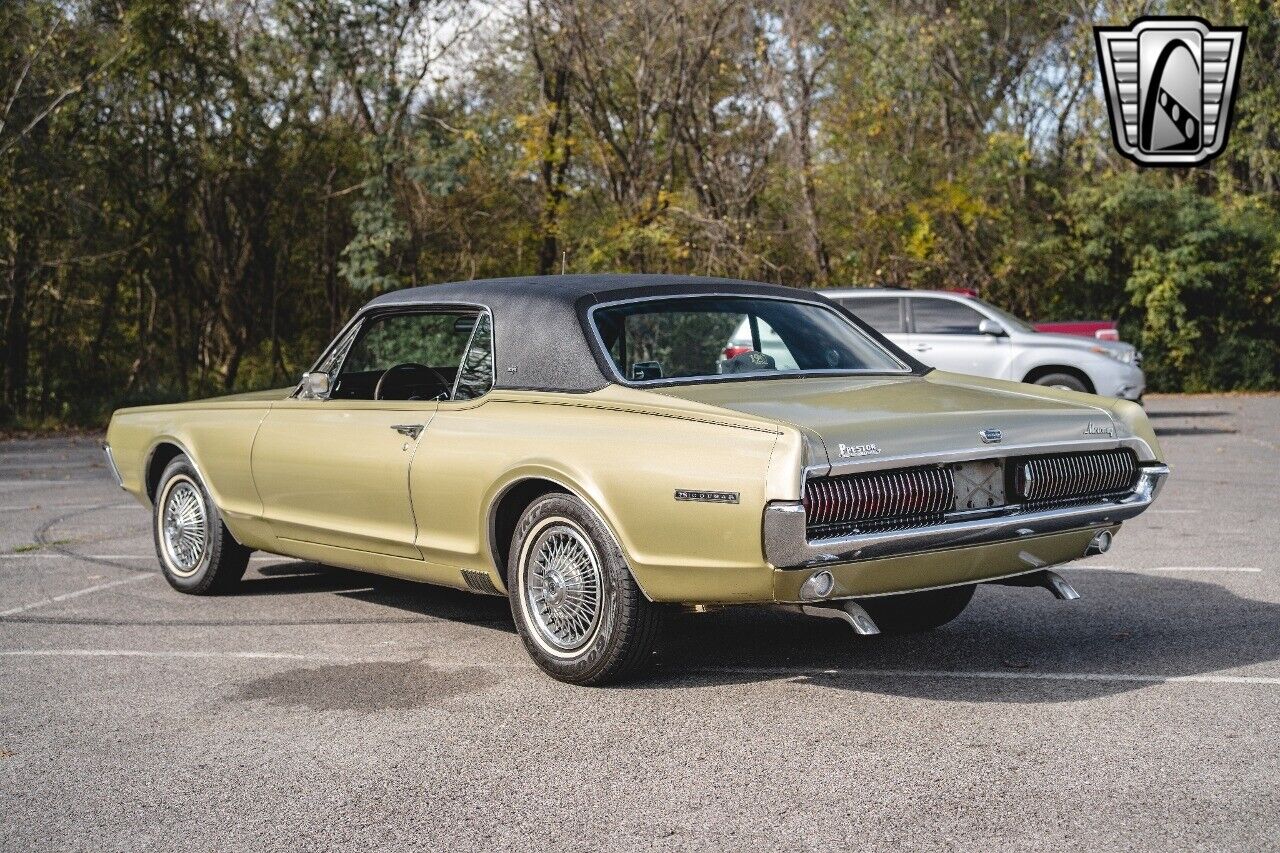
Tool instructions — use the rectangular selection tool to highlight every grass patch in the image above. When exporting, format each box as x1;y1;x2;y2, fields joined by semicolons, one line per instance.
12;539;72;553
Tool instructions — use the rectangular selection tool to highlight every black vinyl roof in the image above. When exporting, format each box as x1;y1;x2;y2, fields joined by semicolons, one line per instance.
362;274;841;392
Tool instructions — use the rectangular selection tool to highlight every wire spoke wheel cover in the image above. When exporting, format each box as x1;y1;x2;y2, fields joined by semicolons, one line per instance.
159;475;208;577
520;519;604;656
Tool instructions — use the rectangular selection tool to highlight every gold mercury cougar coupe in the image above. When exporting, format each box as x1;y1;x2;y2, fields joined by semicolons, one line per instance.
105;275;1169;684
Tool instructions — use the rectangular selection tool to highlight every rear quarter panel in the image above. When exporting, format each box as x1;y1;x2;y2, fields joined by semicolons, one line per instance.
411;391;799;603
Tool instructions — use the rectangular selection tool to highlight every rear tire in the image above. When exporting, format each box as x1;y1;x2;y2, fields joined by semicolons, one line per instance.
858;584;975;634
152;454;250;594
508;494;660;685
1033;372;1088;393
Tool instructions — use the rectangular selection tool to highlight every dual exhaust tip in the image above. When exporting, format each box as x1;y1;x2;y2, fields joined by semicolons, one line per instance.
1085;529;1113;556
798;566;1083;637
795;528;1112;634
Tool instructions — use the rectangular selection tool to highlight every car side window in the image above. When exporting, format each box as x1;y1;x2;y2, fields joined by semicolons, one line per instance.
910;298;986;335
330;311;479;401
451;312;494;401
840;297;902;333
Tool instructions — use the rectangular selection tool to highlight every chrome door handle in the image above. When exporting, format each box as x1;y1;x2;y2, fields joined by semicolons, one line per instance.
391;424;424;440
914;345;931;352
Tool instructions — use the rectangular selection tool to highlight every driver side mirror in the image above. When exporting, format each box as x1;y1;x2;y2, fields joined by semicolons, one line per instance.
977;319;1006;337
300;371;331;400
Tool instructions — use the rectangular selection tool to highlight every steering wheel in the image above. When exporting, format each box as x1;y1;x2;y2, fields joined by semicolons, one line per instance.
374;362;452;401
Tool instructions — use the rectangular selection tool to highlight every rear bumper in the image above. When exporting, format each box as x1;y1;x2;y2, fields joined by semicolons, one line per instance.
764;464;1168;571
772;525;1116;602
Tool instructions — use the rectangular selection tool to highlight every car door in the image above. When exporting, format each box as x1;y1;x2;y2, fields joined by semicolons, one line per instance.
251;308;480;559
901;296;1013;378
408;311;501;567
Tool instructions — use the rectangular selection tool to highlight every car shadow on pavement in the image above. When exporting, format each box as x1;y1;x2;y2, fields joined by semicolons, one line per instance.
235;561;379;596
1153;426;1237;437
234;561;1276;701
1145;409;1229;419
241;559;515;631
639;571;1280;701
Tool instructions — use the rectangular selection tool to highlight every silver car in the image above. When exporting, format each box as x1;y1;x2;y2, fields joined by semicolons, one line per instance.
728;289;1145;400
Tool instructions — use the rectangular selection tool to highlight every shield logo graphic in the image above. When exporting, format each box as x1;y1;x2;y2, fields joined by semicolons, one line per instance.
1095;17;1246;166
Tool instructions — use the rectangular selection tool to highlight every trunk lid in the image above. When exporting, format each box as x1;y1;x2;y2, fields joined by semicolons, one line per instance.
653;373;1117;467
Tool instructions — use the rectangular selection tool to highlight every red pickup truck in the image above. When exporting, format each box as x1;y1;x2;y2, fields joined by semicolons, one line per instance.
1032;320;1120;341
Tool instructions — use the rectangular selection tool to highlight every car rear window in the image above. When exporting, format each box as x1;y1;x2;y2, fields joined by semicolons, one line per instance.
591;295;910;385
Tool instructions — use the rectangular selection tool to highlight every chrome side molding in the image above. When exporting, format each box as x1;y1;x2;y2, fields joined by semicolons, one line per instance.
766;464;1169;569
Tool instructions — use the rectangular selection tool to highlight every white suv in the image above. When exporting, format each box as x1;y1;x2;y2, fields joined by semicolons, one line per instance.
827;289;1144;400
726;289;1145;400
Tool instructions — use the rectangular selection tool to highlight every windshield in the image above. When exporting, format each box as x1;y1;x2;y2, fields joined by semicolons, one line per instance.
591;296;911;384
973;299;1034;333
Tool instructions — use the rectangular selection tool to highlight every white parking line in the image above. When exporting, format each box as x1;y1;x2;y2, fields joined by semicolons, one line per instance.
0;502;131;512
0;553;292;561
0;553;151;560
0;574;153;617
694;667;1280;686
0;649;325;661
1;651;1276;687
1070;565;1262;573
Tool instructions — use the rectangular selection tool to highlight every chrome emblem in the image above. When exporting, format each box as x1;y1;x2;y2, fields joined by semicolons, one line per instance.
979;428;1003;445
837;443;880;459
1095;17;1246;167
1084;422;1117;437
674;489;739;504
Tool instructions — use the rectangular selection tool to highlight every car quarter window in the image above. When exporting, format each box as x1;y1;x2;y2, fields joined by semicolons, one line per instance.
451;312;494;401
840;296;902;333
910;298;986;335
329;310;481;401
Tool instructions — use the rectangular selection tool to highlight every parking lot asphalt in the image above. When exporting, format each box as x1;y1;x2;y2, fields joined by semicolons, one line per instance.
1;394;1278;852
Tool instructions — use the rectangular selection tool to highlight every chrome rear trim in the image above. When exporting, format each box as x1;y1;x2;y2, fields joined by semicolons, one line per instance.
808;435;1157;477
765;464;1168;569
102;444;125;489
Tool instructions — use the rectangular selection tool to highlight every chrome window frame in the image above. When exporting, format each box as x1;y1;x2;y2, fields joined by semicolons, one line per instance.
448;310;496;402
296;303;495;403
585;293;916;389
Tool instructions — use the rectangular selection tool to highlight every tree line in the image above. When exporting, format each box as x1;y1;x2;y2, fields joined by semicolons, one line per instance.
2;0;1278;427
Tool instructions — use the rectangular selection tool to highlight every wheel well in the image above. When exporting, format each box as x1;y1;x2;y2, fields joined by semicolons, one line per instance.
145;442;185;502
489;479;569;580
1022;365;1094;393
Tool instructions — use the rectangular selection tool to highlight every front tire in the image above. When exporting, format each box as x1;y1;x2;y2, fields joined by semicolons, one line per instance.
857;584;975;634
152;455;250;594
508;494;660;685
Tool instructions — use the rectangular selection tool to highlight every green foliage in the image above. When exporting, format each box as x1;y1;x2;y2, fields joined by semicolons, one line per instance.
1;0;1278;430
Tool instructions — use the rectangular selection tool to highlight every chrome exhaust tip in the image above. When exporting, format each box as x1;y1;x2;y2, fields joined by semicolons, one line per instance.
798;600;881;635
1084;529;1113;557
799;570;835;601
1040;570;1081;600
990;569;1081;601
